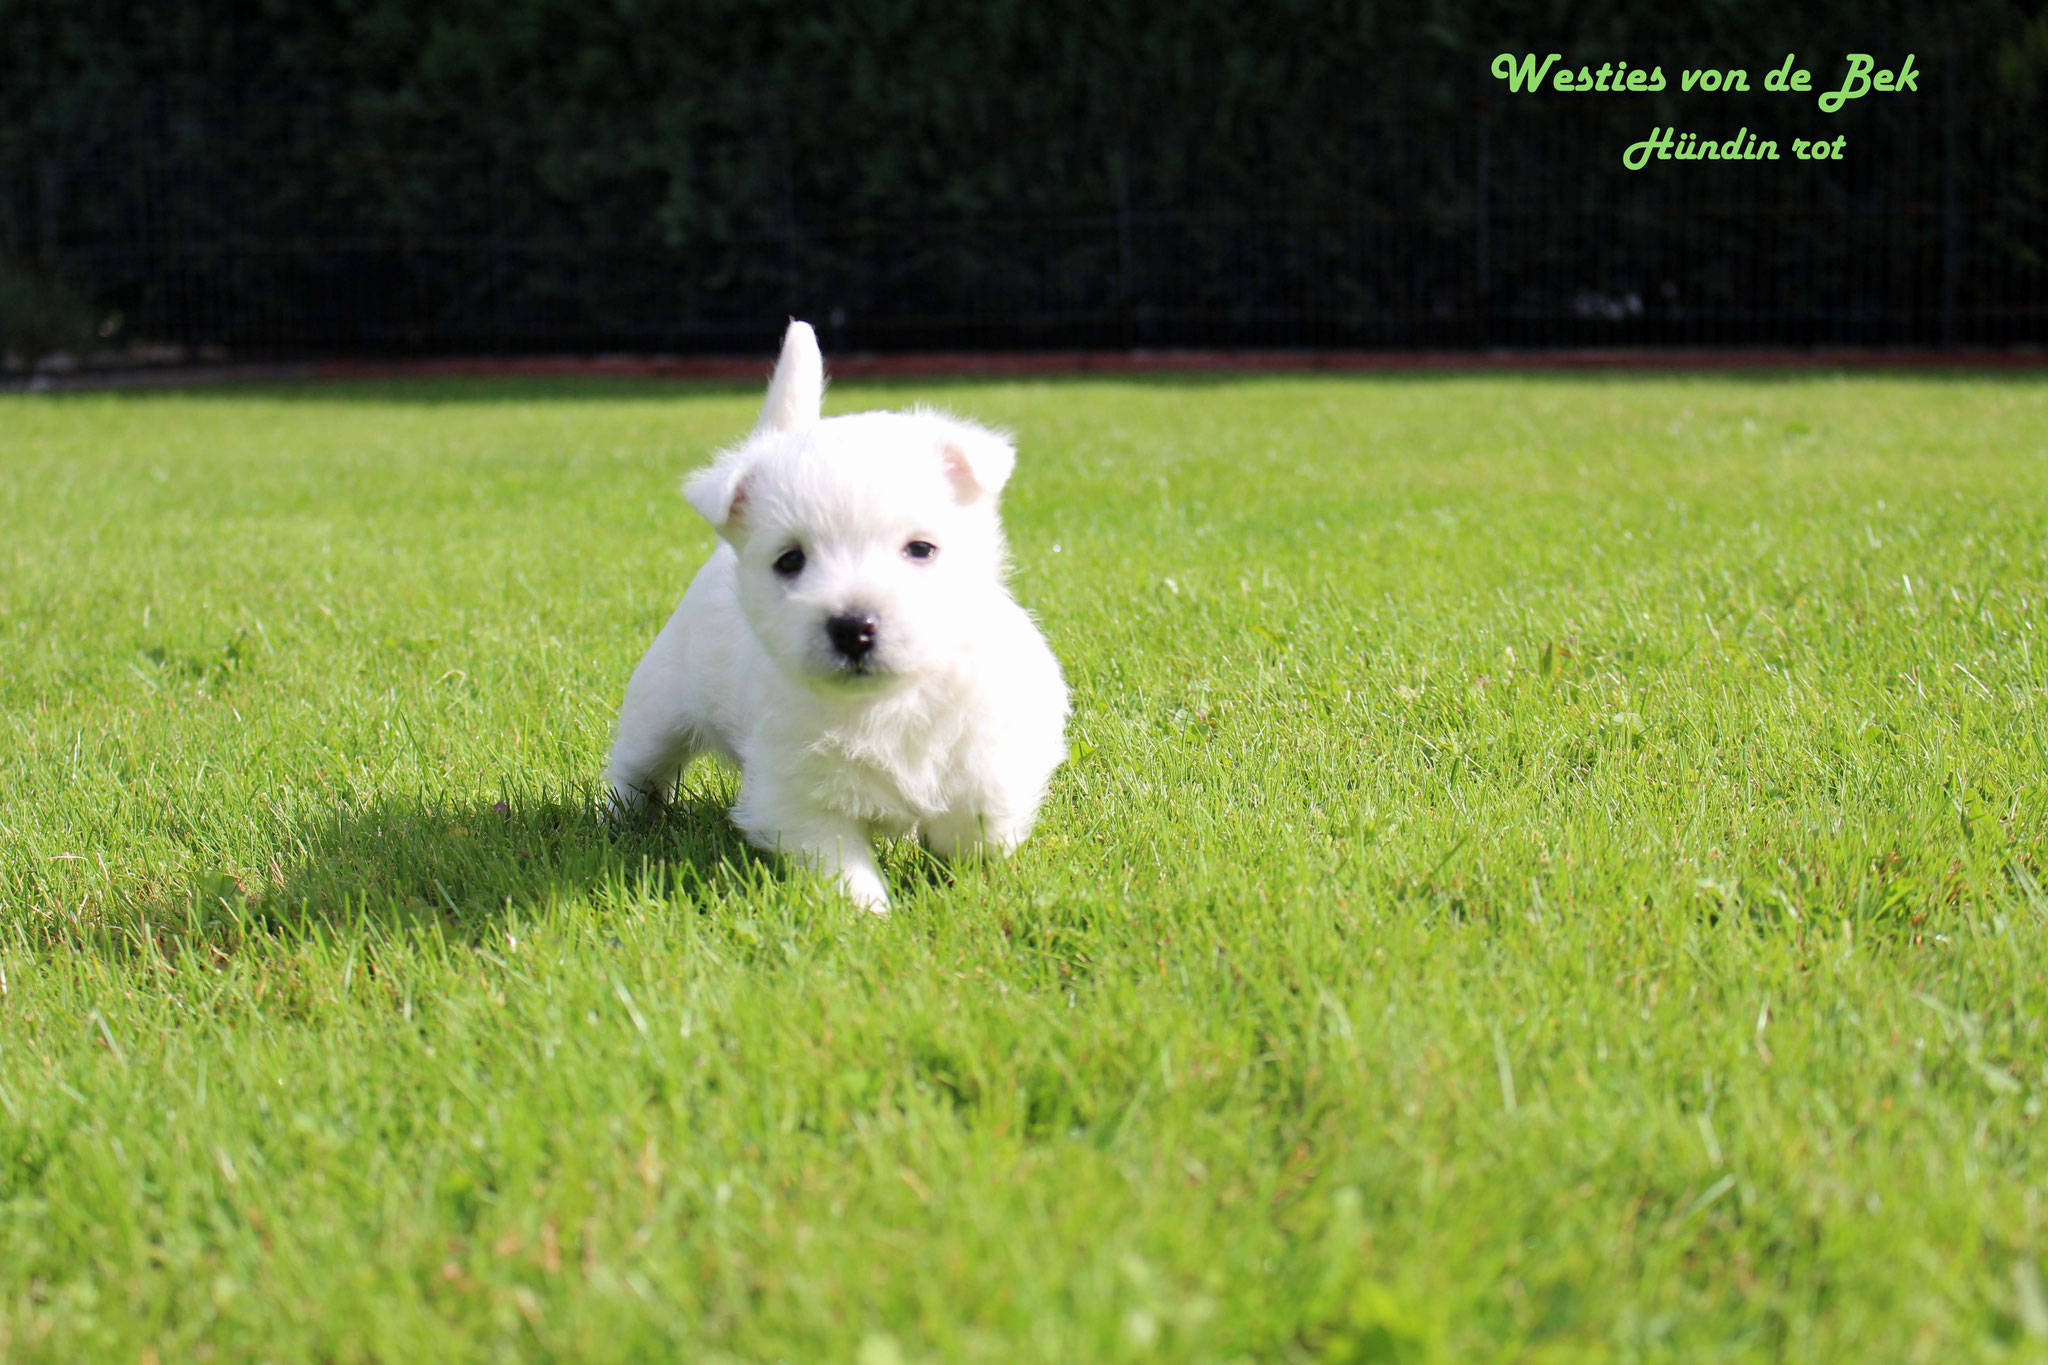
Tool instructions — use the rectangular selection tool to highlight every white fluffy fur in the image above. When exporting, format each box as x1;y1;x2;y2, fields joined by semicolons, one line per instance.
605;320;1069;911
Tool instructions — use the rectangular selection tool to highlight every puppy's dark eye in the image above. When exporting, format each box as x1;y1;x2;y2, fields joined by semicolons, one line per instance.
903;540;937;562
772;547;806;578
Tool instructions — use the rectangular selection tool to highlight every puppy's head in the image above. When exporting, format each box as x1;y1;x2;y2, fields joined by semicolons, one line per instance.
685;321;1016;691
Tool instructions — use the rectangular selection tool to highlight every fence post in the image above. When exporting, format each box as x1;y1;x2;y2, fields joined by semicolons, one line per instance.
1475;93;1489;349
1940;53;1958;349
779;103;799;322
37;157;60;263
489;156;505;353
1114;140;1134;348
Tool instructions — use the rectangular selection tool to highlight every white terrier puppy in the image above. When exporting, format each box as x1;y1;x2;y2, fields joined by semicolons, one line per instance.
605;321;1069;911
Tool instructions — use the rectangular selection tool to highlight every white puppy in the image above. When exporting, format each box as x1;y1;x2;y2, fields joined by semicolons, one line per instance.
605;321;1069;911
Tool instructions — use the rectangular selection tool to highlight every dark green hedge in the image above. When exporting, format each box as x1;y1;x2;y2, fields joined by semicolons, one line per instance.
2;0;2043;355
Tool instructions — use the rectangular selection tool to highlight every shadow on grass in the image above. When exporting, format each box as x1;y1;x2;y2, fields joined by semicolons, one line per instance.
159;779;772;949
137;776;963;957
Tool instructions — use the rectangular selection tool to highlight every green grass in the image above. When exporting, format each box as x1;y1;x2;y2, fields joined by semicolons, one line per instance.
3;371;2047;1363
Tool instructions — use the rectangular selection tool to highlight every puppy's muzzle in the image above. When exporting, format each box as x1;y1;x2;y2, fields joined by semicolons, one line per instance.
825;611;879;664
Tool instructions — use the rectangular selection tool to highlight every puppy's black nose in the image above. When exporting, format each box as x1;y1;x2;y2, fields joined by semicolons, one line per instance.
825;612;878;661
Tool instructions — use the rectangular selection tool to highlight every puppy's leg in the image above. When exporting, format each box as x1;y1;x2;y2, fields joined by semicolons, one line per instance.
923;808;1034;863
783;818;891;913
605;724;697;813
733;770;889;911
605;666;701;813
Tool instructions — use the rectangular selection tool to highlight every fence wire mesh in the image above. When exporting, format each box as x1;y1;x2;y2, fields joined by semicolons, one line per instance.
3;25;2042;359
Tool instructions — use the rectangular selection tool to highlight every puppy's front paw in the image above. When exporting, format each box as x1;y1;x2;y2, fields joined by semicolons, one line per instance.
757;813;893;914
842;864;892;914
602;784;643;816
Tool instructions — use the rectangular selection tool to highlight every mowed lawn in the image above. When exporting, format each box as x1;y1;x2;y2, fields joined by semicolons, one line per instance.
2;371;2046;1363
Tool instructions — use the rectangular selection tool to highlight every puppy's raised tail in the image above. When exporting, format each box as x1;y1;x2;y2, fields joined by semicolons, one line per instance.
755;320;824;436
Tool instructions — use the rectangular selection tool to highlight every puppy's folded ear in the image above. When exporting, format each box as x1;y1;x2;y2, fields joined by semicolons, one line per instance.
936;418;1017;504
685;455;754;537
755;319;824;436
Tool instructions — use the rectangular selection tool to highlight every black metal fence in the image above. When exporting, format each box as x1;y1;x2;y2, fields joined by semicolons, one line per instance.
3;9;2043;359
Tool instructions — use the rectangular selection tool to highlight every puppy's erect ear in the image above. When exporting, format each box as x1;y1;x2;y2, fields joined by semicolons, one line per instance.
754;319;824;436
936;418;1017;504
686;321;820;539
